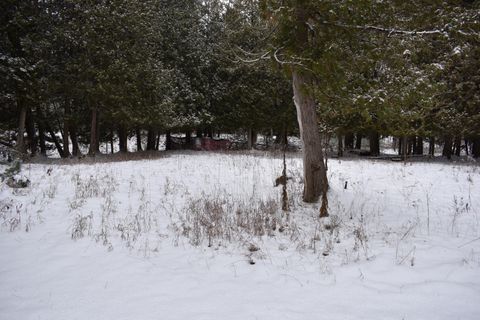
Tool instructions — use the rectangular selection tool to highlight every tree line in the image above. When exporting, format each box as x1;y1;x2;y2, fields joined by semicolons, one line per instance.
1;0;479;169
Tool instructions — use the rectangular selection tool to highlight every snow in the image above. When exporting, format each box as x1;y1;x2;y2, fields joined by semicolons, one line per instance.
1;153;479;320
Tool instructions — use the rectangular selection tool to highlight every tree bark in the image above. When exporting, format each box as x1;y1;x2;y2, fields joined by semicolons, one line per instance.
36;107;47;156
355;134;362;150
369;132;380;156
88;106;98;156
428;137;435;156
337;134;343;157
70;124;80;157
16;101;28;154
136;129;143;151
344;133;354;149
472;137;480;158
165;131;172;150
46;124;64;157
454;136;461;156
62;100;71;157
118;126;128;152
25;108;37;156
443;136;453;160
147;130;156;150
414;136;423;155
292;70;327;202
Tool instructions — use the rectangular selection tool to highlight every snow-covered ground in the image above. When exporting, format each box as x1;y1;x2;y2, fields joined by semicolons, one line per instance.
1;152;479;320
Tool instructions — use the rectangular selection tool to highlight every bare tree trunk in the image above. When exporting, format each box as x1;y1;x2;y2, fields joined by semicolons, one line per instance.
36;107;47;156
147;130;156;150
344;133;354;150
414;136;424;155
16;101;27;154
292;70;327;202
88;106;98;156
165;131;172;150
62;100;71;157
472;137;480;158
70;125;80;157
355;133;362;150
110;129;114;154
25;108;37;156
118;126;128;152
443;136;453;160
454;136;461;156
369;131;380;156
337;134;343;157
136;129;143;151
46;124;64;157
428;137;435;156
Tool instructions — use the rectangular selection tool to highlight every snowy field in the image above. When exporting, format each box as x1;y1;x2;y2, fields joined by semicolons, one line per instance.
1;152;479;320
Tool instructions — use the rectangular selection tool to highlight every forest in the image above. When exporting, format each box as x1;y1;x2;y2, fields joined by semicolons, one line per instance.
2;0;479;160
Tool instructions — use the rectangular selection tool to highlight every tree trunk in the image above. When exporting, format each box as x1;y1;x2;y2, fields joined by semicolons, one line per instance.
110;130;114;154
344;133;354;149
135;129;143;151
165;131;172;150
247;128;256;149
16;102;28;154
454;136;461;156
337;134;343;157
414;136;423;155
472;137;480;158
118;126;128;152
443;136;453;160
369;132;380;156
46;124;64;157
186;131;192;147
62;100;71;158
88;107;98;156
292;69;327;202
36;107;47;156
355;134;362;149
428;137;435;156
147;130;156;150
25;108;37;156
70;125;80;157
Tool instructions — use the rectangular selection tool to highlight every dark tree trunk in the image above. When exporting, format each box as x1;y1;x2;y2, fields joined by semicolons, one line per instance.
428;137;435;156
247;128;257;149
414;136;423;155
292;69;327;202
186;131;192;146
443;136;453;160
156;133;161;150
135;129;143;151
62;100;71;158
454;136;461;156
337;134;343;157
25;108;37;156
398;136;403;156
146;130;156;150
369;132;380;156
472;137;480;158
165;131;172;150
88;107;98;156
16;101;28;154
46;124;64;157
355;134;362;149
344;133;354;149
110;130;114;154
36;107;47;156
118;126;128;152
70;125;80;157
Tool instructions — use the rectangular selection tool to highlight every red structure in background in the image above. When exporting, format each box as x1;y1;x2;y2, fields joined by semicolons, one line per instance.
195;137;231;151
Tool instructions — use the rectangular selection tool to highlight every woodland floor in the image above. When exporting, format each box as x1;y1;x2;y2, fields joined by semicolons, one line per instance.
1;152;479;320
